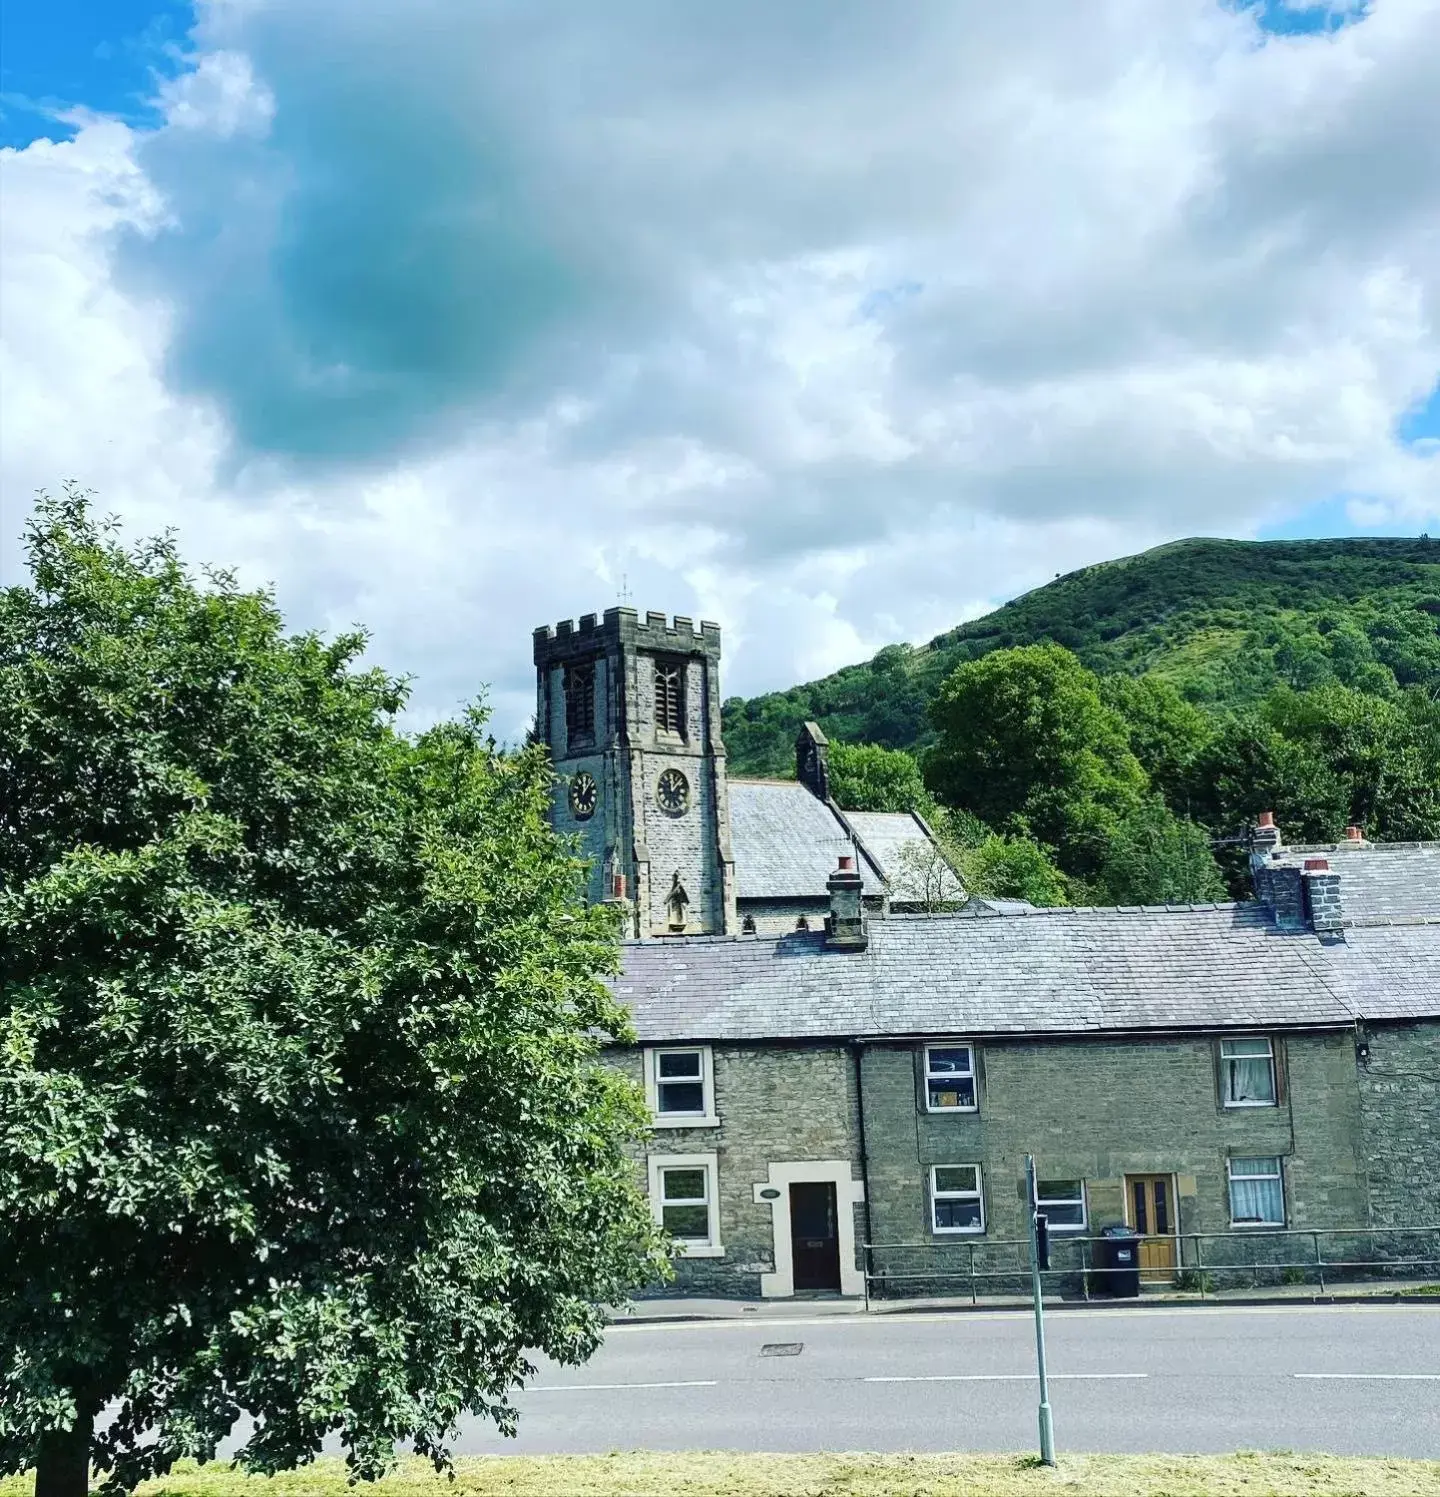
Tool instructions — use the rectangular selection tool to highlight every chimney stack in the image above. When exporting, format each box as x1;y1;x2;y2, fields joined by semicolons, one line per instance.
1303;858;1343;932
1252;810;1282;854
825;853;867;950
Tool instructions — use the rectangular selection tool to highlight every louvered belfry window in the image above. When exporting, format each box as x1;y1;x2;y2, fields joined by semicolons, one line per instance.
565;661;596;742
654;659;684;734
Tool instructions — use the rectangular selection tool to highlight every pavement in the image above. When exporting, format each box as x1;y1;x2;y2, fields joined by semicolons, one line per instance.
607;1278;1440;1323
453;1301;1440;1458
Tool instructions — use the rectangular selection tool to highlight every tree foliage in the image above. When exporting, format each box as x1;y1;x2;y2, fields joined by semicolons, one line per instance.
953;835;1071;908
827;741;932;815
1;491;664;1496
1098;674;1211;808
1091;801;1228;906
925;644;1148;877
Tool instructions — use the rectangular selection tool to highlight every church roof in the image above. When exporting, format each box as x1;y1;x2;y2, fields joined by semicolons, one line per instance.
613;902;1440;1043
845;810;965;904
727;780;882;899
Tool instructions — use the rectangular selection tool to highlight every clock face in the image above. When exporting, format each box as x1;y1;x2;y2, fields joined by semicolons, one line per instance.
656;766;690;816
568;770;598;821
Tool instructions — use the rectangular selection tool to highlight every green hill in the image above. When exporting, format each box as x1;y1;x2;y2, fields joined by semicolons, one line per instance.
723;536;1440;776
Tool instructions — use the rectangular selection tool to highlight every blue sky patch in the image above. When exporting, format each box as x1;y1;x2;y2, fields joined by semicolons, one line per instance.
1398;381;1440;446
0;0;191;148
1238;1;1369;37
1258;494;1424;541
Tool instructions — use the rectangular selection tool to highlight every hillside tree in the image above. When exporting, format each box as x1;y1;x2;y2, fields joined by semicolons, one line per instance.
925;644;1147;877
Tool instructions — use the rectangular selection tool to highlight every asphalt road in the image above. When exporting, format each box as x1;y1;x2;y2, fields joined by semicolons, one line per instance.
453;1304;1440;1459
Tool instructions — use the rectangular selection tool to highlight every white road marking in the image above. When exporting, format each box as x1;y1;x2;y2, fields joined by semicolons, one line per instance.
1294;1373;1440;1380
864;1372;1148;1383
527;1379;719;1392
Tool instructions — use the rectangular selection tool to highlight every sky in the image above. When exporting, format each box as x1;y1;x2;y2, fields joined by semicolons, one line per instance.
1;0;1438;737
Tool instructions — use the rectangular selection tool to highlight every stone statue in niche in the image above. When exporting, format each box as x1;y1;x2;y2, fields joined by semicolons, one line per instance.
666;871;690;932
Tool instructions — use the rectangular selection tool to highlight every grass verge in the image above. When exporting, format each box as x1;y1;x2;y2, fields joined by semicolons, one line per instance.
4;1452;1437;1497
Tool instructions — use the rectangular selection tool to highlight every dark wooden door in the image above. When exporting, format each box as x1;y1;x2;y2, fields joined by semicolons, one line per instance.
789;1181;841;1292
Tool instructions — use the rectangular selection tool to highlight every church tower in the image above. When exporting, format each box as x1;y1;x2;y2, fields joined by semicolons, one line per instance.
533;608;737;938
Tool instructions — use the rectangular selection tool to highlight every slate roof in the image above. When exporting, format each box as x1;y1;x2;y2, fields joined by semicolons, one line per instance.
728;780;881;899
613;903;1440;1042
846;811;965;903
961;897;1039;916
1267;841;1440;922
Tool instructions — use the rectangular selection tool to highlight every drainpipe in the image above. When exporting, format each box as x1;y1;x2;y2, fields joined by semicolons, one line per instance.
849;1039;874;1308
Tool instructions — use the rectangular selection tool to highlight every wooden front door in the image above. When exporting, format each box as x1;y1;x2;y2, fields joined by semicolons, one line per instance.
1125;1174;1178;1281
789;1181;842;1292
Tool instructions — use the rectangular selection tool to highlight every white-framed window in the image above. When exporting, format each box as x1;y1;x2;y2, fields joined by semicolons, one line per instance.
648;1153;723;1256
930;1164;985;1234
1228;1156;1285;1226
643;1046;717;1127
1035;1178;1087;1232
1221;1037;1277;1107
924;1044;977;1112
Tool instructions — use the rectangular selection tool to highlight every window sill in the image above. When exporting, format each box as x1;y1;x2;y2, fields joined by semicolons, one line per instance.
653;1115;720;1130
1229;1221;1286;1230
923;1105;979;1115
931;1227;986;1237
675;1242;725;1258
1222;1100;1278;1109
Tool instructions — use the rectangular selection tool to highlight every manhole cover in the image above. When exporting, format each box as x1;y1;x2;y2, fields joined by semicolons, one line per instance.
760;1342;804;1357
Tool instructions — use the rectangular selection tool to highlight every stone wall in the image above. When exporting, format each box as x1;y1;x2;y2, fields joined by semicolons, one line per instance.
635;738;722;934
549;746;613;905
1356;1020;1440;1228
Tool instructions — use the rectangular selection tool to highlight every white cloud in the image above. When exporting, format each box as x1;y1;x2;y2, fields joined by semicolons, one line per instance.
2;0;1437;736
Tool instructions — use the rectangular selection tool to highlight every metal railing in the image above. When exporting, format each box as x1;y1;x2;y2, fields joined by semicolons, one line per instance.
861;1226;1440;1307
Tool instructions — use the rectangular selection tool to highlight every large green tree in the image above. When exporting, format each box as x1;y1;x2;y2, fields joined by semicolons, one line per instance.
925;644;1147;876
1182;685;1440;845
1;493;664;1497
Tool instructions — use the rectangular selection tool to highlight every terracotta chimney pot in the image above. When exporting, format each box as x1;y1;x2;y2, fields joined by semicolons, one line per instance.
1303;857;1330;872
1258;811;1276;828
1346;826;1364;842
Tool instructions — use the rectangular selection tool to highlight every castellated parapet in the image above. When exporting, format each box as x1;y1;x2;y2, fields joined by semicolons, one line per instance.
533;607;722;665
